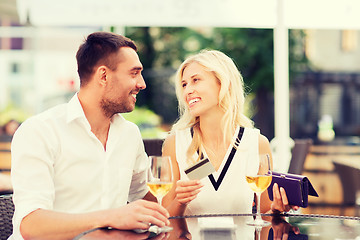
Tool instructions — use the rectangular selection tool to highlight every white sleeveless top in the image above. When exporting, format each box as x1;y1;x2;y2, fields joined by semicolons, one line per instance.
175;126;260;214
175;127;260;238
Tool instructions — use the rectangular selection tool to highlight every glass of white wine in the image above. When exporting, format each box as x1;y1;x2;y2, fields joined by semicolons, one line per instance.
245;154;272;227
146;156;174;233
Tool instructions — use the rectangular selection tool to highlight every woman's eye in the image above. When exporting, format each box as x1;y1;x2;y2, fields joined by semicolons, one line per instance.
182;83;187;88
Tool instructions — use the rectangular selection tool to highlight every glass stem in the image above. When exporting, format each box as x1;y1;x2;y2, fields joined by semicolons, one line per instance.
255;192;262;221
158;197;162;206
255;226;261;240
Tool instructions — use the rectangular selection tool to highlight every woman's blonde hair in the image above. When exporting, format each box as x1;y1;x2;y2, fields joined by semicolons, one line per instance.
172;49;253;164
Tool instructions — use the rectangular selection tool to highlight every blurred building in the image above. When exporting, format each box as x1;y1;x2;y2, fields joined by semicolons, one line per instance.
290;30;360;140
0;20;99;118
1;19;360;140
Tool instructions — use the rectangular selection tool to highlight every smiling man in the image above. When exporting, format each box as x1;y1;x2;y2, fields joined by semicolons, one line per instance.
10;32;170;240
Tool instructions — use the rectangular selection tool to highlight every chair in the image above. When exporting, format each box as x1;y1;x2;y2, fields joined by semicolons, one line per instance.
0;194;14;240
0;136;12;173
288;138;313;174
332;160;360;216
143;138;165;156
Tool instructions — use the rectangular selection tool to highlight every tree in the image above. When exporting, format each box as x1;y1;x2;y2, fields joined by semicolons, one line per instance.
125;27;212;124
125;27;308;138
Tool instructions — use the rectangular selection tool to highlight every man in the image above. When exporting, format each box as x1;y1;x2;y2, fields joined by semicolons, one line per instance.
10;32;170;240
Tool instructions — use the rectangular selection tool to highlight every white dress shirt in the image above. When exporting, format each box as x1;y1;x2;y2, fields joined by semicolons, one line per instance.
10;94;149;240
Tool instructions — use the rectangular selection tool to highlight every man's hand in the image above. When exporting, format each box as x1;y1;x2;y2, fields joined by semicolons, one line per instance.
80;228;169;240
108;199;170;230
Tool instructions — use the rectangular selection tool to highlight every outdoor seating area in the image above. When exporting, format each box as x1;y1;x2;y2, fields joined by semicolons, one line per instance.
2;2;360;237
0;133;360;238
302;142;360;216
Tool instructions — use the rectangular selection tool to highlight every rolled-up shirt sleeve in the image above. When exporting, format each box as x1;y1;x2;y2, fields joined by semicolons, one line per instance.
11;117;58;238
128;135;151;202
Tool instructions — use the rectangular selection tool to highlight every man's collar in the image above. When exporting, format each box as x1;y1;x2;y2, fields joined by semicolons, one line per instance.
66;93;88;124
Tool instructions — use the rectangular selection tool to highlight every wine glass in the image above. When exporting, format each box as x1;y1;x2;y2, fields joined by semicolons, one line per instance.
146;156;174;232
147;156;174;206
245;154;272;227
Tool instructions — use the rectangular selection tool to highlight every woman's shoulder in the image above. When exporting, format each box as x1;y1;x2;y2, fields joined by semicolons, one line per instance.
258;133;271;154
171;127;192;140
242;126;260;136
163;132;176;147
162;133;177;165
258;133;270;145
241;127;269;147
163;127;192;158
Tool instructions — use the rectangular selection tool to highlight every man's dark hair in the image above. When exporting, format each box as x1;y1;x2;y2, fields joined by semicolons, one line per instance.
76;32;137;86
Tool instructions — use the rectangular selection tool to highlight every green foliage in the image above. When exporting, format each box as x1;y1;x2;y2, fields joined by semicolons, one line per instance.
124;27;309;132
289;30;309;74
210;28;275;92
122;107;161;126
122;107;167;138
126;27;212;69
126;27;307;94
0;103;30;125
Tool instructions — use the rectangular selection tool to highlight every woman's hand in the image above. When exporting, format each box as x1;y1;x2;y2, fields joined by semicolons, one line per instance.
270;183;300;213
175;180;203;205
270;215;300;240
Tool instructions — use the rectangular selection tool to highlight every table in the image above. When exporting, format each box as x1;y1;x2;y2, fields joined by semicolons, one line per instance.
74;213;360;240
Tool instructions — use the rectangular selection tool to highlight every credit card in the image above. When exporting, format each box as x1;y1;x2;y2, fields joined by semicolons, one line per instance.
185;158;215;180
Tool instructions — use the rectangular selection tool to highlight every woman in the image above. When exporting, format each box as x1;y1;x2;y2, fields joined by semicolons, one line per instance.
162;50;297;219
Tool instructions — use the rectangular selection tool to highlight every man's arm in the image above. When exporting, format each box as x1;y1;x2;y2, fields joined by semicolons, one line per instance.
12;121;169;240
20;199;170;240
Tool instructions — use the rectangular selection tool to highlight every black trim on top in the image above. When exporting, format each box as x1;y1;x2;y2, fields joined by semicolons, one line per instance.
190;127;244;191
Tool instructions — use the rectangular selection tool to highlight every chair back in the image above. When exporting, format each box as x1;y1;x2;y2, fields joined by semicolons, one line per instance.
143;138;165;156
0;194;14;240
0;136;12;173
288;138;313;174
332;160;360;206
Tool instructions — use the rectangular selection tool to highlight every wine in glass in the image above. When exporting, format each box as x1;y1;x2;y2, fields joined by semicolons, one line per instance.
147;156;174;232
245;154;272;227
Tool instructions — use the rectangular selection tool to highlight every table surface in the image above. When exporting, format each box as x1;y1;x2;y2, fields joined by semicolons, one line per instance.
74;213;360;240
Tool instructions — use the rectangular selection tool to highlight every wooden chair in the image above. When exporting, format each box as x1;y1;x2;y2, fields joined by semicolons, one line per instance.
332;160;360;216
288;138;313;174
0;139;13;195
143;138;165;156
0;194;14;240
0;138;11;174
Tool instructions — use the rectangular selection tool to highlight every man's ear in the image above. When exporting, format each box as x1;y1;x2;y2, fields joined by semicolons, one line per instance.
96;66;107;86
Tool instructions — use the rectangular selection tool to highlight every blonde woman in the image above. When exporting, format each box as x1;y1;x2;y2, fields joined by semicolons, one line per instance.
162;50;298;219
